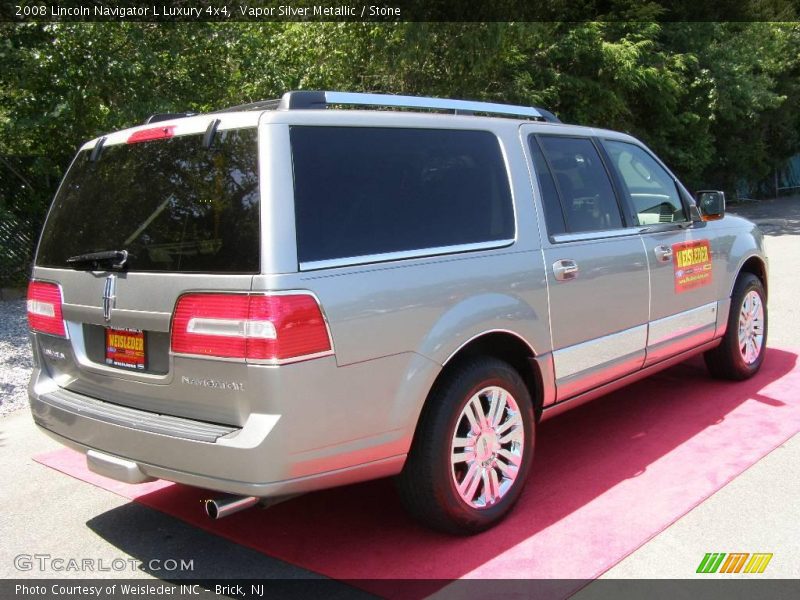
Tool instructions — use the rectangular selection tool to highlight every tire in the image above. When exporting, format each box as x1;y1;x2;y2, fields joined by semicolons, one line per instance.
396;357;535;535
704;273;767;380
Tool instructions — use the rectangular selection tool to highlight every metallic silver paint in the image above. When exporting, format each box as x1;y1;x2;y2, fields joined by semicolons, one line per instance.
27;108;768;501
87;450;155;484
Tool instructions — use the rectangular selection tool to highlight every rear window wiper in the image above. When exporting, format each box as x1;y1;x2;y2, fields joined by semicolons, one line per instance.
65;250;129;271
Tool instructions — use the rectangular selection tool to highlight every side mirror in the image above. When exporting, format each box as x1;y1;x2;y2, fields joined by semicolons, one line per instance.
696;190;725;221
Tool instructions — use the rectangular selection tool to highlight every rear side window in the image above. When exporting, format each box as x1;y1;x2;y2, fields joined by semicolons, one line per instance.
37;128;260;273
291;127;514;266
538;136;623;233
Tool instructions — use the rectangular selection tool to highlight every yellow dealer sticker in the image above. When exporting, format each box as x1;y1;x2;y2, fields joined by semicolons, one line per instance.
105;327;146;370
672;239;712;293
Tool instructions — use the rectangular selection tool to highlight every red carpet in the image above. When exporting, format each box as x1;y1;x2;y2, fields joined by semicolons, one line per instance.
35;348;800;593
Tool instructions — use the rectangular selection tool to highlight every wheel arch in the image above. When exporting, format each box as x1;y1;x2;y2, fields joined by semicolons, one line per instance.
733;254;768;299
438;330;545;421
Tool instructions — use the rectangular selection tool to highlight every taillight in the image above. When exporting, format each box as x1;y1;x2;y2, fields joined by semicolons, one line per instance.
171;293;332;364
27;281;67;337
127;125;175;144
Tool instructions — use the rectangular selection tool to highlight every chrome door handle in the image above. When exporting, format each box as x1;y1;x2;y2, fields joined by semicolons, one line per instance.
553;259;579;281
654;245;673;262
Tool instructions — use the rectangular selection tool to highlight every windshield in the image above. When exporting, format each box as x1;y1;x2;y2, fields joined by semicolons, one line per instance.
36;127;260;273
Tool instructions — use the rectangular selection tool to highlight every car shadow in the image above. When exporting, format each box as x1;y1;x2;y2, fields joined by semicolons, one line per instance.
85;348;797;595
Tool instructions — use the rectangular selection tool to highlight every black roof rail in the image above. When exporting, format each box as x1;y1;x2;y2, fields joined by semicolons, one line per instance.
144;112;196;124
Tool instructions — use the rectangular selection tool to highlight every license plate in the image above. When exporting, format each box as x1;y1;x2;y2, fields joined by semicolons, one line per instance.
105;327;146;370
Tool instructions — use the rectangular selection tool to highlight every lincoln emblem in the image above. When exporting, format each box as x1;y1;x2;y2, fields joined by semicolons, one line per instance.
102;274;116;322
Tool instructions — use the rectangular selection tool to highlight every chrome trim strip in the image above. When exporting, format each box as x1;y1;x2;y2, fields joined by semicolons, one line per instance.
173;349;335;366
647;302;718;348
541;339;722;422
551;228;641;244
299;239;516;272
442;329;537;367
553;324;647;380
324;91;543;119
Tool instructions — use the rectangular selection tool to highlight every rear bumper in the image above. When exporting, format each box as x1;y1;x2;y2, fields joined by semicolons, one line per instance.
29;367;406;497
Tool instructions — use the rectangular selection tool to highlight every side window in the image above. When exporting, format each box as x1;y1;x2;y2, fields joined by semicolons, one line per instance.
604;140;687;225
538;136;624;233
528;136;566;236
291;127;515;265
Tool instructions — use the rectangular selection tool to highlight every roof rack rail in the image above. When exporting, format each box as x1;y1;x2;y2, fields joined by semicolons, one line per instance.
144;112;196;124
275;91;562;123
212;98;282;114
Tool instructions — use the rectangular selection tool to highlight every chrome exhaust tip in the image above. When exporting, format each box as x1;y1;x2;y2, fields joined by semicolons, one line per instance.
205;495;259;519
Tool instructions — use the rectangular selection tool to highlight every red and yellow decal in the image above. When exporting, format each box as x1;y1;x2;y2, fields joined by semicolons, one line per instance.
672;239;712;293
105;327;146;369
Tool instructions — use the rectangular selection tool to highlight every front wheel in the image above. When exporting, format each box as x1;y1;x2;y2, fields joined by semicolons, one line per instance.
396;357;535;535
704;273;767;380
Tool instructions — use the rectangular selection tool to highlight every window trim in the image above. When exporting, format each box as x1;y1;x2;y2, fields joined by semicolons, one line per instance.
551;227;642;244
35;127;262;274
528;134;568;237
299;238;516;271
533;134;630;241
600;138;690;226
291;125;518;271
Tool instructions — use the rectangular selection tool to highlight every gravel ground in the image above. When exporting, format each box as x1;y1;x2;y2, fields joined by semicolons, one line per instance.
0;299;32;416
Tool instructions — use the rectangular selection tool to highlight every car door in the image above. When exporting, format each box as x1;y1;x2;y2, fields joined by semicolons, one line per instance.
601;139;719;365
525;131;650;401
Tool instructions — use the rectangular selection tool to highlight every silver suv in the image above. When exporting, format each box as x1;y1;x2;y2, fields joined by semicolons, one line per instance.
27;91;768;534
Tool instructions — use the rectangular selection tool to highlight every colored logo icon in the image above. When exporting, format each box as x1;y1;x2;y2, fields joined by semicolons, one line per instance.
697;552;773;574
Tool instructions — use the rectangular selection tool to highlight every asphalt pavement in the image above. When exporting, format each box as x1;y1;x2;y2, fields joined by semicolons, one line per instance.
1;197;798;589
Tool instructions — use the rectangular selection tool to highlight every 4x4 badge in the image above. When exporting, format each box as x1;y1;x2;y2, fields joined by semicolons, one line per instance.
102;274;116;322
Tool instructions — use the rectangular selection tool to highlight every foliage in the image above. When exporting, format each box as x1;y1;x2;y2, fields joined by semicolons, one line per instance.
1;18;800;233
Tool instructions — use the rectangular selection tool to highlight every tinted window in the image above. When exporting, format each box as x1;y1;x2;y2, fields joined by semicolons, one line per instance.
291;127;514;265
604;140;686;225
528;136;566;236
539;136;623;233
37;128;260;273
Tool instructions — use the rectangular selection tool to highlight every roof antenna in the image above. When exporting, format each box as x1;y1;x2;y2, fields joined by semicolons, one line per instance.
203;119;221;148
89;137;107;162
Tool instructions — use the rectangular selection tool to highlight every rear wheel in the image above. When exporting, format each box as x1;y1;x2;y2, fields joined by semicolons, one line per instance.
397;357;535;535
704;273;767;380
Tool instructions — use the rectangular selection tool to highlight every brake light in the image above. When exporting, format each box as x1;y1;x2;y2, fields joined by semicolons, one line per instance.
127;125;175;144
27;281;67;337
171;293;332;363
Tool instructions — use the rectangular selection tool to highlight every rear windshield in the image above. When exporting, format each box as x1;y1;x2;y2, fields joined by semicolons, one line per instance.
291;126;514;266
36;128;260;273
